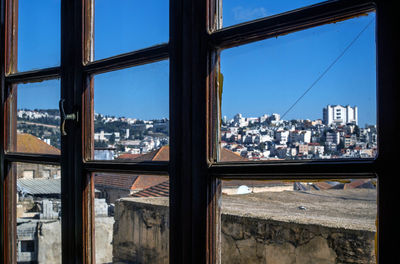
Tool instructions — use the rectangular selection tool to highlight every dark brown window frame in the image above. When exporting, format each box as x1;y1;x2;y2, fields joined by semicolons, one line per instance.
0;0;399;263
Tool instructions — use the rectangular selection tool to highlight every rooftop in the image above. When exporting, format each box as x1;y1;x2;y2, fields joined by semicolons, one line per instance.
17;133;60;155
17;178;61;195
121;188;377;232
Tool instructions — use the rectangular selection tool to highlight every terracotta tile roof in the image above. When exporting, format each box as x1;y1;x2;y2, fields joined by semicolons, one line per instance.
116;153;143;160
312;182;336;190
344;179;375;190
220;148;247;162
132;145;170;161
95;147;247;193
117;146;245;162
17;133;60;155
94;173;138;190
131;180;169;197
131;175;169;191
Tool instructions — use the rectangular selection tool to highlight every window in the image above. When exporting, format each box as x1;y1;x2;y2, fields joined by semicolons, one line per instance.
1;1;399;264
20;240;34;253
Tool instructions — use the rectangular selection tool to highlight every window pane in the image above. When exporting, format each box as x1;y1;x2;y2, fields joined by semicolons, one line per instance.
10;80;60;154
94;0;169;61
17;0;60;72
92;61;169;161
219;13;376;162
222;0;326;28
16;162;61;263
220;178;377;263
94;173;169;263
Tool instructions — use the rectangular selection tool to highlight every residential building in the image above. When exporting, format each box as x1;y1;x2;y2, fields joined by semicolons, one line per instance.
323;105;358;125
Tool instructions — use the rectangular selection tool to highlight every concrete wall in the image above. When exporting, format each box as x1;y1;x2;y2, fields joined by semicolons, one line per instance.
113;198;169;264
96;217;115;264
17;163;60;179
17;217;114;264
113;197;376;264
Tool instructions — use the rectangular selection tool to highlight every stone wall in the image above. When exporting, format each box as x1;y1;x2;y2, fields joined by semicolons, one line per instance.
113;197;376;264
17;163;60;179
221;214;375;264
113;198;169;264
17;217;114;263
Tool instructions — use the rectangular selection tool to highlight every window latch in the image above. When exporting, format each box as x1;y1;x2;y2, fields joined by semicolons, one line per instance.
59;99;78;136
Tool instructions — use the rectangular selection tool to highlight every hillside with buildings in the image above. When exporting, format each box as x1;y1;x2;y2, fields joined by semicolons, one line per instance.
221;105;377;160
15;106;377;263
17;105;376;160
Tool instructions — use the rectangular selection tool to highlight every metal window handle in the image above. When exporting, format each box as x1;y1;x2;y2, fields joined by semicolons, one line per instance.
59;99;78;136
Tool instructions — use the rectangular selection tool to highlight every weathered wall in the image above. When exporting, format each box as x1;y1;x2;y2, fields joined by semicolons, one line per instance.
17;218;114;264
221;214;375;264
37;220;62;263
113;198;169;264
95;217;114;264
113;198;376;264
17;163;60;179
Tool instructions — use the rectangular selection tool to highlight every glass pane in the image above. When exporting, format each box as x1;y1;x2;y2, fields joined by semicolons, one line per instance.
18;0;60;72
219;13;376;161
94;0;169;61
220;178;377;263
222;0;327;28
11;80;61;154
92;60;169;161
16;162;61;263
94;173;169;263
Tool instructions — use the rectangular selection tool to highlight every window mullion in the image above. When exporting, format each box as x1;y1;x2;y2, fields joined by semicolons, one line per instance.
60;0;88;263
210;0;375;50
1;0;18;262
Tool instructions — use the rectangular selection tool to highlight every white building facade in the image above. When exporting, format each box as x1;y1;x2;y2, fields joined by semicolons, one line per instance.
323;105;358;126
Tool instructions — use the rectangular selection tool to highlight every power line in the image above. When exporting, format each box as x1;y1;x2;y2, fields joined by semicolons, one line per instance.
281;18;375;120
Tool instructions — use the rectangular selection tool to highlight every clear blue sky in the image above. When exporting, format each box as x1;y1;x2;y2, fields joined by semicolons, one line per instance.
17;0;376;126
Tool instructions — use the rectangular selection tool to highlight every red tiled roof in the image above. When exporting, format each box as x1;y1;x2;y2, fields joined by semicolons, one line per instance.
96;147;247;194
132;145;169;161
344;179;373;190
131;175;169;191
118;145;246;162
116;153;143;160
94;173;138;190
17;133;60;155
220;148;247;162
131;181;169;197
313;182;335;190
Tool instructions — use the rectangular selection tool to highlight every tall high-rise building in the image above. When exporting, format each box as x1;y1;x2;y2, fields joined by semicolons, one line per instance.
323;105;358;125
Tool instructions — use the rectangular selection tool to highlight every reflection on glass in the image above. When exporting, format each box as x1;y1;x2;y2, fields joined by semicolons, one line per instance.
16;162;61;263
93;60;169;161
222;0;327;28
94;173;169;263
220;179;377;263
94;0;169;60
14;80;61;155
18;0;60;72
220;13;376;161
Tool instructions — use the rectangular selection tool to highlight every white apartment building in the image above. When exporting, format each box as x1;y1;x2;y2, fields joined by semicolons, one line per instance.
289;130;311;144
323;105;358;125
326;131;341;144
275;130;289;144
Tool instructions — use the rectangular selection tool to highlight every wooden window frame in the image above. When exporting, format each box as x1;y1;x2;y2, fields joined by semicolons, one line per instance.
1;0;399;263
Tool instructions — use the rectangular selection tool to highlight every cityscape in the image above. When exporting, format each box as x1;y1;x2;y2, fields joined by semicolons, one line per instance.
17;104;377;160
221;104;377;160
15;104;377;263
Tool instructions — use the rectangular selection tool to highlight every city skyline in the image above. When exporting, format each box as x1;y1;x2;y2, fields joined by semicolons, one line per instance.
17;1;376;126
